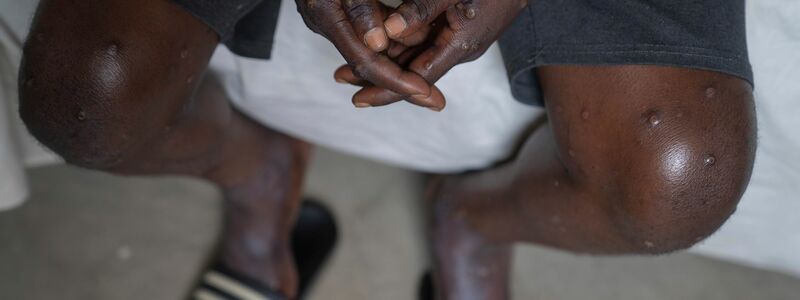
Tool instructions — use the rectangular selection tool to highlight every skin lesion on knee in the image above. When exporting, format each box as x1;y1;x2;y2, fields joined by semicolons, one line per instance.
17;0;219;170
607;116;756;254
18;39;149;169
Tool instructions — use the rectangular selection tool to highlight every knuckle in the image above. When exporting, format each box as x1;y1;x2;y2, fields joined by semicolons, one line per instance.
408;0;436;21
346;1;377;21
448;36;477;56
350;64;365;80
308;0;338;15
446;29;488;62
351;54;380;79
351;67;368;82
461;54;480;63
462;46;489;62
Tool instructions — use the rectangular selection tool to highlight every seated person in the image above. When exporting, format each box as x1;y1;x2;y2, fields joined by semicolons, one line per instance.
17;0;755;299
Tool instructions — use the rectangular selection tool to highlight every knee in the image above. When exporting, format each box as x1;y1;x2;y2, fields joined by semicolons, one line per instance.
18;39;154;169
16;0;218;170
601;101;757;254
610;160;751;255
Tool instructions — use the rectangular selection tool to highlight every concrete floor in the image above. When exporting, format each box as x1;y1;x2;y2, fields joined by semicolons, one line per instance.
1;148;799;300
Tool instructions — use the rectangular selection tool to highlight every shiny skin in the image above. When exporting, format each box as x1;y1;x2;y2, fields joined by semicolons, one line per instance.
428;66;756;300
18;1;756;300
19;0;308;298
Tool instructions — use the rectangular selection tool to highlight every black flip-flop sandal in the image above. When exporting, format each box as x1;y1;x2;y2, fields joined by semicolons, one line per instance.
418;270;434;300
191;200;338;300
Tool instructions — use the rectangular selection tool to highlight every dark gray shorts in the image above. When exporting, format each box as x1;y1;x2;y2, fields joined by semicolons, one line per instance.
171;0;753;106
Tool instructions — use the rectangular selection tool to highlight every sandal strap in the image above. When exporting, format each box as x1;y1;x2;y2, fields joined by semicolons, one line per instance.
193;266;288;300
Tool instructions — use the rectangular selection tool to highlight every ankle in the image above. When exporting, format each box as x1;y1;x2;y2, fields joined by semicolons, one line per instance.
218;232;298;298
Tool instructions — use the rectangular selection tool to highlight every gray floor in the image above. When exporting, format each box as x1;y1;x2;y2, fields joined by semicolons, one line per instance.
1;148;799;300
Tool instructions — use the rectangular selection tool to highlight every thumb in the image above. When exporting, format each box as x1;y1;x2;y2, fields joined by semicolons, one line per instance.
384;0;455;39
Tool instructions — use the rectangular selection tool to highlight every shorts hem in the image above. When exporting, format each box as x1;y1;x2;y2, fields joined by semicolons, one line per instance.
225;40;275;60
504;44;753;106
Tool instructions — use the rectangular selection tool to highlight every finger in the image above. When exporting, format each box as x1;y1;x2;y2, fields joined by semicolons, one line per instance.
341;43;432;87
335;58;446;109
334;65;368;86
391;15;445;58
387;42;408;58
407;29;466;78
391;24;431;46
354;84;445;110
322;10;434;102
385;0;457;39
344;0;389;52
354;24;466;109
395;43;432;66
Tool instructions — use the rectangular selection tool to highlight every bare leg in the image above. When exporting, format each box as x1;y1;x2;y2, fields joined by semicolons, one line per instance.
19;0;307;297
431;66;757;300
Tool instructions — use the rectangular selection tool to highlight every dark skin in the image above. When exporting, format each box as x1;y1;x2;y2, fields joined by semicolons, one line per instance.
334;0;527;106
18;1;756;300
19;0;308;297
295;0;445;110
428;66;756;299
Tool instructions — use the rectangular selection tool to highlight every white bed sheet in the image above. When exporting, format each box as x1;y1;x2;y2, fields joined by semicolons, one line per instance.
1;0;799;278
0;0;59;211
690;0;800;278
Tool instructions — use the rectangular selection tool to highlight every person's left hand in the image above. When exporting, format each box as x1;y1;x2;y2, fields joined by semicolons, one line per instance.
335;0;529;108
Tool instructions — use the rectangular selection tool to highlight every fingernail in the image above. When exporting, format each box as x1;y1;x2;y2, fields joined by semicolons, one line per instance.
411;93;442;111
385;13;407;38
411;93;431;102
354;102;371;108
335;77;348;84
364;28;387;51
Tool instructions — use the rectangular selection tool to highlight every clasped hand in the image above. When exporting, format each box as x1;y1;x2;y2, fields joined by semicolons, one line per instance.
296;0;528;111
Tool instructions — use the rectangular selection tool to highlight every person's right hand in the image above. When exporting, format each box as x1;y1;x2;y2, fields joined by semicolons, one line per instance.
295;0;445;110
